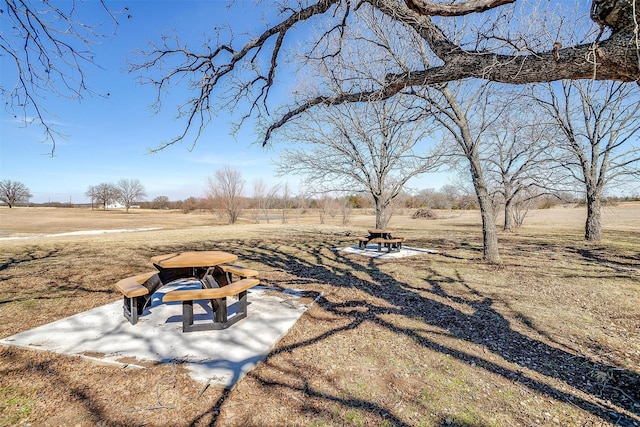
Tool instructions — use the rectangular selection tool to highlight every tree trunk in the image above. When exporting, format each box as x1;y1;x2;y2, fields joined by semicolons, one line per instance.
478;190;500;262
469;158;501;263
585;192;602;241
374;199;389;229
503;198;514;231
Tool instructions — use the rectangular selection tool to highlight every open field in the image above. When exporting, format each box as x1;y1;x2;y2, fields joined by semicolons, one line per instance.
1;204;639;426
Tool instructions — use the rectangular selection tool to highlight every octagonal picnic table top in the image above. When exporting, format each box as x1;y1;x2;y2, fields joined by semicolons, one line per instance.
151;251;238;269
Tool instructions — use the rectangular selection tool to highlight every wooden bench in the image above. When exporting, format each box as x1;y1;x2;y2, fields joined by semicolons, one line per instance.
384;238;404;252
357;233;405;251
357;237;370;250
114;271;158;325
163;278;260;332
369;237;404;252
219;264;259;283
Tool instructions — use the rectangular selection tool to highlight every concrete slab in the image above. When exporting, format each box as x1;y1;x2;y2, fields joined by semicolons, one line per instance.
0;281;312;388
334;245;438;259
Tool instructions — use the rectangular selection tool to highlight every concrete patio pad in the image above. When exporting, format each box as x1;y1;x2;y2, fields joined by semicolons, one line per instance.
0;282;312;388
334;245;438;259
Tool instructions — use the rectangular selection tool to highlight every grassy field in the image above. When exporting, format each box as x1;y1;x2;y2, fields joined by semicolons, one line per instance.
0;204;639;426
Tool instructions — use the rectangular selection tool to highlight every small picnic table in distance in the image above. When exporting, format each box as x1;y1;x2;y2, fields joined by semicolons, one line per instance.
115;251;261;331
357;229;405;252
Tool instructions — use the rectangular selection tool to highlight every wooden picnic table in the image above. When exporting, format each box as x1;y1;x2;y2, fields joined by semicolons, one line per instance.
116;251;263;329
151;251;238;288
116;251;237;324
358;229;404;252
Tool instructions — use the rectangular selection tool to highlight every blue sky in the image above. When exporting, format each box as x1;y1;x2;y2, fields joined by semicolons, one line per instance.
1;1;287;203
0;1;452;204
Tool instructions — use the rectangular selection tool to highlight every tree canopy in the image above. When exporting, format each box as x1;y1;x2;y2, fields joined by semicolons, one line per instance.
131;0;640;148
0;180;32;208
4;1;639;151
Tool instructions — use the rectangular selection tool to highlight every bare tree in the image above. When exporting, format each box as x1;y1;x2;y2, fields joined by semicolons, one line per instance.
2;1;121;153
416;82;504;262
88;183;118;210
115;178;147;213
207;166;245;224
340;193;354;226
0;180;32;208
85;185;97;210
509;187;554;229
316;194;339;224
276;97;442;229
252;181;283;224
534;80;640;241
252;179;267;223
130;1;640;150
181;196;204;214
274;9;444;229
152;196;170;210
280;182;291;224
482;95;559;231
290;190;311;223
264;182;282;224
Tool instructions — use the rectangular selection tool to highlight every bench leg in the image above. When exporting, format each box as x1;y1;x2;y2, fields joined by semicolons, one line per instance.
181;299;224;332
180;300;229;332
178;293;250;332
377;242;382;252
237;290;248;316
123;296;139;325
182;300;195;332
211;297;228;323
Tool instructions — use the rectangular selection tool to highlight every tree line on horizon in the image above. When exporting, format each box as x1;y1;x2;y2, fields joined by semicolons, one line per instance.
3;175;638;220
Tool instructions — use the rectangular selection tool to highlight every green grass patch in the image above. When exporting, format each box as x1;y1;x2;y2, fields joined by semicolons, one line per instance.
0;386;35;427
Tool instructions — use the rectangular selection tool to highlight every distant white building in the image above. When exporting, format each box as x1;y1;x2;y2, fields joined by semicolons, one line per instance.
106;202;141;209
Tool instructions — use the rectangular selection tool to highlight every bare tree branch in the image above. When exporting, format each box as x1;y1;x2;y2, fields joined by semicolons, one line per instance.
257;0;640;147
126;0;640;150
1;0;120;154
132;0;341;150
404;0;516;17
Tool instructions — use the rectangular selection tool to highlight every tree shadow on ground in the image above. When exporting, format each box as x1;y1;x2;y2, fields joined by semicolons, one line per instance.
130;238;639;426
573;246;640;271
188;239;640;426
0;247;62;272
0;347;130;427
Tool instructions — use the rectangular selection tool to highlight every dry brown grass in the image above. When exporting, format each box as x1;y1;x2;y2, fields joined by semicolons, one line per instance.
1;204;639;426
